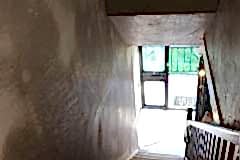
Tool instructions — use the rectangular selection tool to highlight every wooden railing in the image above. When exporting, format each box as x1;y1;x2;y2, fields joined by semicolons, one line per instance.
185;121;240;160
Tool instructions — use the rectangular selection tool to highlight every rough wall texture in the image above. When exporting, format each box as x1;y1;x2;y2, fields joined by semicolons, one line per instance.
0;0;138;159
206;0;240;129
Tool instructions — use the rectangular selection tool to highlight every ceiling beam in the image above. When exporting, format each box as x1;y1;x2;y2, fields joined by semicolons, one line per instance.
106;0;218;16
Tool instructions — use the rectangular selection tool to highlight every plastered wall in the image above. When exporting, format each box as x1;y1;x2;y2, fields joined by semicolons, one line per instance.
206;0;240;129
0;0;138;159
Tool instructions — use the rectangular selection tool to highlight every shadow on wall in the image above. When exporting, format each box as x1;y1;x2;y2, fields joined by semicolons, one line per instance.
3;121;49;160
1;0;61;159
1;1;78;159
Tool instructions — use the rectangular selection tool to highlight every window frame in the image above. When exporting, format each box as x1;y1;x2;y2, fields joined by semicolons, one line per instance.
139;46;169;109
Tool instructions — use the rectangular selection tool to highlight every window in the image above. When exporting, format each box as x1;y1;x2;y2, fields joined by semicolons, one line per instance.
144;81;165;106
169;47;200;74
168;46;200;110
142;46;165;72
139;45;200;109
140;45;168;109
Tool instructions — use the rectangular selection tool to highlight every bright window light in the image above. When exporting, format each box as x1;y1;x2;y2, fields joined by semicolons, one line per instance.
144;81;165;106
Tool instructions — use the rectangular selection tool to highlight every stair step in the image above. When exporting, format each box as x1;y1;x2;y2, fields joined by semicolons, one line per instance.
130;151;183;160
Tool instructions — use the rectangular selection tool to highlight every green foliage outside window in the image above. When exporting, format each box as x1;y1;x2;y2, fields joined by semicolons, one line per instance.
169;47;200;74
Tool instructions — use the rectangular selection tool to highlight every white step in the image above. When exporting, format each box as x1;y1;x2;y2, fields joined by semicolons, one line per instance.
130;151;183;160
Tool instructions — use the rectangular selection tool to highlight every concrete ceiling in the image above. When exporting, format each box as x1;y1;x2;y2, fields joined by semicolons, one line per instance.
110;14;215;45
106;0;218;15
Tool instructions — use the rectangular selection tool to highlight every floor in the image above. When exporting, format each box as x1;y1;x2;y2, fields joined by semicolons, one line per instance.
137;109;188;157
130;151;183;160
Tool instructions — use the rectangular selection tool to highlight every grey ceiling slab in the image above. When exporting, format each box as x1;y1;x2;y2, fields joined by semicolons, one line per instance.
110;14;215;45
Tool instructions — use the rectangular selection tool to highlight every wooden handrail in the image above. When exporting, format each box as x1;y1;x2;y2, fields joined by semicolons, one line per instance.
187;120;240;145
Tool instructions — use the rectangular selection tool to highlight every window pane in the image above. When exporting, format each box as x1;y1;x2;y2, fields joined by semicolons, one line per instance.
142;46;165;72
168;74;198;110
169;46;200;74
144;81;165;106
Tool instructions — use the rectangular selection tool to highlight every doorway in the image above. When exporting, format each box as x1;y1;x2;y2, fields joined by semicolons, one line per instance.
136;45;200;157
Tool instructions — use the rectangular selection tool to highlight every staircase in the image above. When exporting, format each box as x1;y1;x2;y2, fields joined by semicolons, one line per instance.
130;151;183;160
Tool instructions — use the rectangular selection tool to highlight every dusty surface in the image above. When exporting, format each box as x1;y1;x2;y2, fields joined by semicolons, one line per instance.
0;0;138;159
206;0;240;129
110;14;214;45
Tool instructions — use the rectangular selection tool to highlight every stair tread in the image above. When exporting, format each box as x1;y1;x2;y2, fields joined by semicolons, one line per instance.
130;151;183;160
